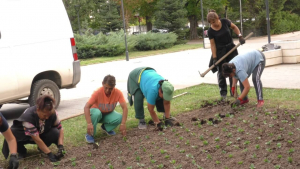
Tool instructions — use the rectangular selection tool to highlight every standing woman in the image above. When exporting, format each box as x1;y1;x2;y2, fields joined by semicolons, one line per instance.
207;10;245;99
2;95;64;162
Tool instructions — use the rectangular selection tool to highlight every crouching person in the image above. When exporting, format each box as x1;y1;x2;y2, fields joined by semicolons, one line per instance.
84;75;128;144
0;112;19;169
222;50;266;108
2;95;65;162
127;67;175;130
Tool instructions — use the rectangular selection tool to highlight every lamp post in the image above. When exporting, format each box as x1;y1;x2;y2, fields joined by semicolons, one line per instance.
74;5;82;35
265;0;271;43
121;0;129;61
239;0;243;35
200;0;205;49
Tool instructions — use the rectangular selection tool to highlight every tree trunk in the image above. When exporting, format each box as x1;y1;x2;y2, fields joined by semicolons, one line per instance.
189;15;198;40
146;16;152;32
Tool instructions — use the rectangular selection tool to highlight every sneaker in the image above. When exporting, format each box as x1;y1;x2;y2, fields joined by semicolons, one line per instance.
240;99;249;105
138;121;147;130
101;124;116;136
85;134;95;143
257;100;264;108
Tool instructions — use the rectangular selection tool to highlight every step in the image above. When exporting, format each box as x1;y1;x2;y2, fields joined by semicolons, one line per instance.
265;56;282;67
272;40;300;50
282;56;298;63
282;48;300;57
263;49;282;59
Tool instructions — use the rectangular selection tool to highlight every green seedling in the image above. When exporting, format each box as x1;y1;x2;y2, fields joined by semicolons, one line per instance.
157;164;164;168
244;140;250;145
277;143;281;148
185;128;190;132
210;132;214;136
255;145;260;150
289;123;294;127
255;116;258;120
274;165;281;169
149;154;154;158
186;154;194;159
222;150;227;154
108;163;114;169
40;160;45;165
175;133;179;136
252;153;257;158
158;132;164;136
160;149;167;154
175;165;183;169
281;120;288;123
266;148;272;152
145;135;149;139
170;160;176;164
207;154;212;159
288;157;293;163
203;140;208;145
207;121;213;125
238;161;243;165
150;159;156;163
265;141;271;145
243;148;248;153
237;128;244;133
225;122;230;125
52;161;60;166
250;123;254;128
288;132;293;136
222;128;228;132
226;141;232;146
287;140;293;144
72;161;76;166
264;158;270;163
126;166;133;169
136;156;141;162
290;114;295;119
227;133;232;137
87;152;92;157
175;145;180;148
250;163;256;169
215;137;220;142
199;135;204;141
288;148;295;153
165;155;170;159
269;124;274;128
191;132;196;136
215;145;220;149
263;121;267;125
228;154;233;158
172;129;176;132
216;161;220;164
185;140;190;145
236;137;241;141
280;128;284;131
179;150;185;153
179;136;184;140
277;155;282;159
269;133;274;137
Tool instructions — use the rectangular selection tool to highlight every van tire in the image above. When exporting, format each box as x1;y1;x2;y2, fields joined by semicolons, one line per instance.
29;79;60;108
0;104;2;109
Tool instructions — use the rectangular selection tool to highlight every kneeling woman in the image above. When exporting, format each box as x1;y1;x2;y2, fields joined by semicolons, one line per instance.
2;95;64;162
222;50;265;108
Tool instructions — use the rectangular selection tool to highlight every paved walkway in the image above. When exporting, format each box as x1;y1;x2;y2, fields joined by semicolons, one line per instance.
2;31;300;125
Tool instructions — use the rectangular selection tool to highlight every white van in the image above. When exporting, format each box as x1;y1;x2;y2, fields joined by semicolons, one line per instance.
0;0;81;108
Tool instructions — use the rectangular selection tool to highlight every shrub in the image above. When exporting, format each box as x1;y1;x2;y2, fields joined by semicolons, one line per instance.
134;32;177;51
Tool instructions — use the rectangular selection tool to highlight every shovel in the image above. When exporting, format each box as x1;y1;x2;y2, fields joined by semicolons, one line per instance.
199;32;254;77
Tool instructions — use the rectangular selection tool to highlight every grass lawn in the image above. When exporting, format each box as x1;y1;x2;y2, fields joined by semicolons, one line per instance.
80;43;202;66
0;84;299;166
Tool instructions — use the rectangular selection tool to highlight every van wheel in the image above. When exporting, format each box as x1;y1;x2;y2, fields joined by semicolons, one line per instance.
29;79;60;108
0;104;2;109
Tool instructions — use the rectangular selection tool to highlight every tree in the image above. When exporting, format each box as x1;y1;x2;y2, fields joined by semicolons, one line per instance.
96;0;123;33
154;0;187;32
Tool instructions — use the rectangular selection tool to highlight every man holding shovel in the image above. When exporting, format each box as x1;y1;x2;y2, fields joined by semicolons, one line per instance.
127;67;175;130
221;50;265;108
84;75;128;144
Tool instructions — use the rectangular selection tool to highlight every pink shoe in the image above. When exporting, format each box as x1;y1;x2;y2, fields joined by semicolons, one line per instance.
240;99;249;105
257;100;264;108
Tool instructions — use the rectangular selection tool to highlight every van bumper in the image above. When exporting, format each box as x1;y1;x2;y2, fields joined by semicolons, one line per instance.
71;60;81;87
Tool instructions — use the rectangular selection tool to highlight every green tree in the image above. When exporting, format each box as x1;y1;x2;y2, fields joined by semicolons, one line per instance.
154;0;187;32
95;0;122;33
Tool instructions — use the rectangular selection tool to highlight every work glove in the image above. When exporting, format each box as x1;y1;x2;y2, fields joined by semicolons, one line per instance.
164;117;176;127
213;58;218;66
155;121;164;131
8;154;19;169
56;145;64;159
239;36;245;45
231;86;235;97
232;98;242;107
47;152;58;162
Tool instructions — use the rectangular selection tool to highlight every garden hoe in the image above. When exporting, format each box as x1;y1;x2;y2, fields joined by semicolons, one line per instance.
198;32;254;78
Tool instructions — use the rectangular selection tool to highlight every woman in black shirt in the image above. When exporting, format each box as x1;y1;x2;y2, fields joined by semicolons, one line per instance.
207;10;245;99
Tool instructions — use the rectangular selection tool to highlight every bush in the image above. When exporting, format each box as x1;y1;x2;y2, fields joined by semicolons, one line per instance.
135;32;178;51
75;30;137;59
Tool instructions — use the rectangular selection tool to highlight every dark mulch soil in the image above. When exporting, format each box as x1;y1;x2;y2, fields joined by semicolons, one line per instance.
17;100;300;169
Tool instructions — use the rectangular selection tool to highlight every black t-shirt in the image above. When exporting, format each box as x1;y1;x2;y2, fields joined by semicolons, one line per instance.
0;112;9;133
208;19;233;47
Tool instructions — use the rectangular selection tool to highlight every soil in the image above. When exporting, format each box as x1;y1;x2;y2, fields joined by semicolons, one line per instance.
15;100;300;169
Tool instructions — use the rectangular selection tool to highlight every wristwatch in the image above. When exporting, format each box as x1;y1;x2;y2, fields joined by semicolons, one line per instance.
238;33;242;37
